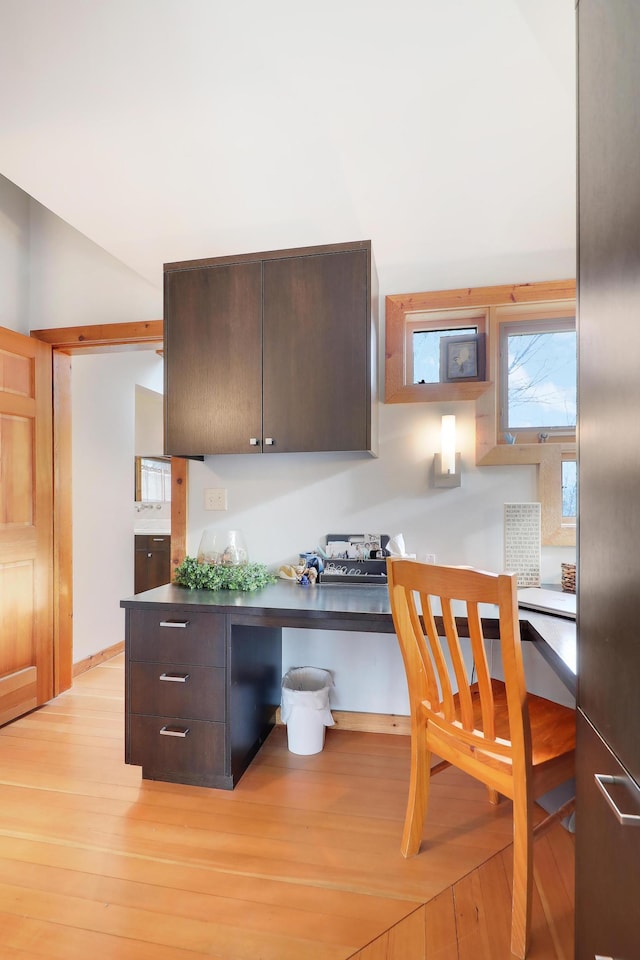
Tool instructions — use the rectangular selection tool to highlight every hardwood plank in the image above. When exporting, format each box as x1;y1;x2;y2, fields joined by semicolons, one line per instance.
424;887;458;960
387;907;426;960
531;833;574;960
348;933;389;960
454;868;493;960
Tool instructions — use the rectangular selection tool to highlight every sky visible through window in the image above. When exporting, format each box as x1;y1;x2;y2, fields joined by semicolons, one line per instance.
506;330;576;430
562;460;577;519
413;327;477;383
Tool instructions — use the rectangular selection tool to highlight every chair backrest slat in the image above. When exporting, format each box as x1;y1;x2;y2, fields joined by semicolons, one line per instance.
467;600;496;740
440;595;474;730
420;591;455;719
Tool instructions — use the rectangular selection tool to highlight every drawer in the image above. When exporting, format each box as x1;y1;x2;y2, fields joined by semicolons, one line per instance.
129;661;225;721
129;714;226;781
128;608;225;665
135;534;171;552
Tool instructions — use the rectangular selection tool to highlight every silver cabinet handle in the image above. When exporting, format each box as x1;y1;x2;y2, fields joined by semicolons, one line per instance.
159;725;190;738
152;537;166;542
264;437;274;445
595;773;640;826
159;619;189;628
159;672;190;682
249;437;259;446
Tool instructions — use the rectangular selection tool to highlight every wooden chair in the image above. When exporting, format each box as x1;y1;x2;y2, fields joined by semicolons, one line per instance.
387;559;575;959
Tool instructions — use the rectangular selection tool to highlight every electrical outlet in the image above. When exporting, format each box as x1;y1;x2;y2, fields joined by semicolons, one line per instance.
425;553;436;565
204;488;227;511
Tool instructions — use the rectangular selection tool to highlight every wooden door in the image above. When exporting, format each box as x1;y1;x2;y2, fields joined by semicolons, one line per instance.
262;247;372;453
164;261;263;455
0;325;53;724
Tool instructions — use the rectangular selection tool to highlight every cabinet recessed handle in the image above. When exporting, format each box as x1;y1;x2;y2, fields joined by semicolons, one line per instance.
159;619;190;628
249;438;259;446
264;437;274;445
159;725;190;738
595;773;640;826
159;672;190;682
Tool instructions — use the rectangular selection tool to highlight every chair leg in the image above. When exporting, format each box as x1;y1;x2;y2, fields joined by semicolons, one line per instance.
401;726;430;857
487;787;500;805
510;783;534;959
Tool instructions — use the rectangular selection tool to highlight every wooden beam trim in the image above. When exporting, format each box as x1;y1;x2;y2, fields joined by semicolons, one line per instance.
31;321;163;353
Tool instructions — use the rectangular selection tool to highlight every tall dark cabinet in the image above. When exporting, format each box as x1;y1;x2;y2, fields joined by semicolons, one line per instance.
163;240;378;457
576;2;640;956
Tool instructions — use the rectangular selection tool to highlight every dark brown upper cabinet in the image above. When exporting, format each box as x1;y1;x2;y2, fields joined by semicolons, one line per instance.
163;240;378;457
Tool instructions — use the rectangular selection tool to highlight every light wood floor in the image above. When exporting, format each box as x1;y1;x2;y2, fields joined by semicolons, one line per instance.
0;655;574;959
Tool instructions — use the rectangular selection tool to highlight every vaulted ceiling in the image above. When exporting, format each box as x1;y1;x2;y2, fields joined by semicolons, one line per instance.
0;0;576;292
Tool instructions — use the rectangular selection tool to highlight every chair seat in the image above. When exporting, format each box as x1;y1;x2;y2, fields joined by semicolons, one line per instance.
423;678;575;772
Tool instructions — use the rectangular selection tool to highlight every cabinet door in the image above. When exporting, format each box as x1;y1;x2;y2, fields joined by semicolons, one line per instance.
164;261;263;455
262;249;371;453
578;0;640;785
575;710;640;960
134;536;171;593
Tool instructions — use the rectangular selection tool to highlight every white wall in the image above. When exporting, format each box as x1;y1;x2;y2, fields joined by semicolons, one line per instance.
72;351;164;663
135;385;164;456
0;174;30;334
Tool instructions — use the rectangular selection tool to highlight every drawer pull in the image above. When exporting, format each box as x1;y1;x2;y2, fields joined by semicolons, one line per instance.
159;725;190;738
159;619;190;628
152;537;166;542
595;773;640;826
159;672;190;683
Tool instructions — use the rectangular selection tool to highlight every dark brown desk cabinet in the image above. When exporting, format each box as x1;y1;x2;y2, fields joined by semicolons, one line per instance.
163;240;377;457
125;605;281;789
134;535;171;594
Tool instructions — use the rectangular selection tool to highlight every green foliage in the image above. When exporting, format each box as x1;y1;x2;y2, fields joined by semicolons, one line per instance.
173;556;276;592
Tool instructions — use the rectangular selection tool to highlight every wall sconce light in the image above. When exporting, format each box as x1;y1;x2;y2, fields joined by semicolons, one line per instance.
433;414;461;488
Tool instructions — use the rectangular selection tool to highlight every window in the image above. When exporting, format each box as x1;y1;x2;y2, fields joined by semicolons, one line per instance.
562;459;577;521
500;318;576;437
135;456;172;503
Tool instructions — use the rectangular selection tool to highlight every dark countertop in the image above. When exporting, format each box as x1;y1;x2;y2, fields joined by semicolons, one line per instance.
122;580;577;694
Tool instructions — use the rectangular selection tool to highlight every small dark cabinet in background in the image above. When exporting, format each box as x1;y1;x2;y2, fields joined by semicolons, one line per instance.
134;535;171;594
163;240;378;457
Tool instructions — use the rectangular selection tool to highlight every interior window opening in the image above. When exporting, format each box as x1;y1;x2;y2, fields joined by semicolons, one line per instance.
412;325;477;384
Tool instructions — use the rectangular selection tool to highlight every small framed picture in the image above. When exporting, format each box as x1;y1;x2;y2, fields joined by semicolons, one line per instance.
440;333;486;382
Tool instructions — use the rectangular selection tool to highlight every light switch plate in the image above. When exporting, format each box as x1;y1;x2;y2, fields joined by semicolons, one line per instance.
204;488;227;511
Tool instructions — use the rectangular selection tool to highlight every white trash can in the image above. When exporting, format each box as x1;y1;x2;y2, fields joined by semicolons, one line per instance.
281;666;335;755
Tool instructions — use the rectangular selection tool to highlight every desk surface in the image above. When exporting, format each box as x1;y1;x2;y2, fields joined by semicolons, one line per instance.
122;581;577;694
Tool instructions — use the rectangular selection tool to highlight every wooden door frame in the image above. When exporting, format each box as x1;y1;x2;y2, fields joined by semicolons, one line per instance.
31;320;187;694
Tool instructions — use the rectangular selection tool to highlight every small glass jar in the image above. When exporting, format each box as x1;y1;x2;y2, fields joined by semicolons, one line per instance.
197;529;248;566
